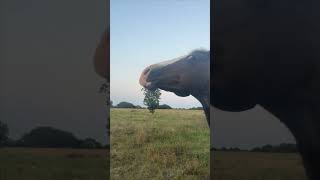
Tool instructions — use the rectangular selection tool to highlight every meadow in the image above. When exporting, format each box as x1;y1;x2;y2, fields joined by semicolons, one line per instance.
110;108;210;180
0;108;308;180
213;151;307;180
0;148;109;180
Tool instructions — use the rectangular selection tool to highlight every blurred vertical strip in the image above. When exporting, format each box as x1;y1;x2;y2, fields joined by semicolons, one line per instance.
105;0;110;179
210;0;214;179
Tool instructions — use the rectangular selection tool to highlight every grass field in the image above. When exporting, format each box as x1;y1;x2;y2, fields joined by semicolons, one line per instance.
110;108;210;180
0;108;307;180
0;148;108;180
213;151;307;180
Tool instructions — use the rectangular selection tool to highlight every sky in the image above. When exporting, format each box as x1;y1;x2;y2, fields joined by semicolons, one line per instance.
110;0;210;108
0;0;108;144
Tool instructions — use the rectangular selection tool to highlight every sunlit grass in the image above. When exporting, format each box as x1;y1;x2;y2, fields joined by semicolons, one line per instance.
110;108;210;180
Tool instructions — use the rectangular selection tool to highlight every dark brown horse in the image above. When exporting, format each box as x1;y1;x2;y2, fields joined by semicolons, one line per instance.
212;1;320;179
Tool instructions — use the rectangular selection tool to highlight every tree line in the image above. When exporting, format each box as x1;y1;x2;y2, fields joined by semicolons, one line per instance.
111;101;203;110
0;121;106;149
213;143;298;153
2;120;298;153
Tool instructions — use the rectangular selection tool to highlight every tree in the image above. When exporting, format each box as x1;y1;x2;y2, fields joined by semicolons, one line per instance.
116;102;136;108
18;127;80;148
142;88;161;114
0;121;9;147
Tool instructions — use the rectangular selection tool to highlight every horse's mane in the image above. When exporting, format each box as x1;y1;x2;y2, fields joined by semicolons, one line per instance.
188;48;210;62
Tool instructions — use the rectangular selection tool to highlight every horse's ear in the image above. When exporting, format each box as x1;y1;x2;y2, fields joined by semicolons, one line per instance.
94;30;110;79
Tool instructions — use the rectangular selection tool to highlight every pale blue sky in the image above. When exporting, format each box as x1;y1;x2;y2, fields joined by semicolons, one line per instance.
110;0;210;108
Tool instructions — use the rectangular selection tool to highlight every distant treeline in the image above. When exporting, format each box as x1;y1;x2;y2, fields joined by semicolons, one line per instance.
111;101;203;110
0;121;106;149
213;143;298;153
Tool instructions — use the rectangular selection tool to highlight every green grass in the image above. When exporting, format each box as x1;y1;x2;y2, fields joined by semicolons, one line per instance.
110;108;210;180
0;148;108;180
212;151;307;180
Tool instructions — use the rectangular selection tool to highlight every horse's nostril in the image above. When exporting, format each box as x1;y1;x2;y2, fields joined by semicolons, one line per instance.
143;68;150;76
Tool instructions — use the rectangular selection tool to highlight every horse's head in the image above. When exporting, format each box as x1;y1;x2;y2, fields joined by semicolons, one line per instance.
94;30;109;79
139;49;210;124
140;49;209;97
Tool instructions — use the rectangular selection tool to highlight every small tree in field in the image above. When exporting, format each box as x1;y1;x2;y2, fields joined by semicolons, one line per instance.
142;88;161;114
